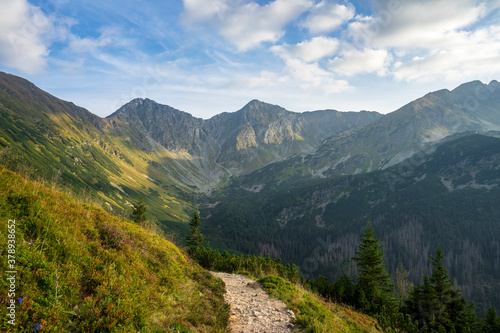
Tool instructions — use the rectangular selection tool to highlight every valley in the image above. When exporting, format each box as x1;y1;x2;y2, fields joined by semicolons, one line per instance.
1;71;500;318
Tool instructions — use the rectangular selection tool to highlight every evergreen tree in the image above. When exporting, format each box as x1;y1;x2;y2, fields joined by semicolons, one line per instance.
130;198;147;223
186;210;204;253
333;274;356;305
404;248;477;332
484;307;500;333
352;223;394;314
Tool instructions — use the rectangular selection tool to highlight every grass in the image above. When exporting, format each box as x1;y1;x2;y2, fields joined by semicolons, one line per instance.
259;276;380;333
0;166;229;332
0;86;198;232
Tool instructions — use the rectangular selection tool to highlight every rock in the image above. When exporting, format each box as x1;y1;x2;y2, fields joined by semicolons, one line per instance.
211;272;299;333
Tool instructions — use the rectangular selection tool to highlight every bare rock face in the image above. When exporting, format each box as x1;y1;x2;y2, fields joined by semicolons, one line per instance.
263;119;294;145
236;126;257;151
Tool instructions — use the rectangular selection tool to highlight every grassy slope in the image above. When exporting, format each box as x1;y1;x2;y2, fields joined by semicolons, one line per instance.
0;166;228;332
0;72;198;238
260;276;379;333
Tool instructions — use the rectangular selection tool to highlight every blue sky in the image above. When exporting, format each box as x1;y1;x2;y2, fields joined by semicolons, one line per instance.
1;0;499;118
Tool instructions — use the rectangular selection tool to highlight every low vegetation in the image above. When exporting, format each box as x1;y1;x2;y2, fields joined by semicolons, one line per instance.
189;211;500;333
0;166;229;332
260;276;379;333
188;214;380;332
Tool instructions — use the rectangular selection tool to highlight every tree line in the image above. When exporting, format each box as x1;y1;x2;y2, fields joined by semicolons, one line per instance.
305;223;500;333
186;210;500;333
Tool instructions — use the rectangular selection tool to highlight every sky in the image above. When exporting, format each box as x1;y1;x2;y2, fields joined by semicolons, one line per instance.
0;0;500;119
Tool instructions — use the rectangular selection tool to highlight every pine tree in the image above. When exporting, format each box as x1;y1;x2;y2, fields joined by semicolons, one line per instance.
130;198;147;223
352;223;394;314
186;210;204;253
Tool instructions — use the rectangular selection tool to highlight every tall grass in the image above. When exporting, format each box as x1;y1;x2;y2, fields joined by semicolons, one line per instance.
0;166;229;332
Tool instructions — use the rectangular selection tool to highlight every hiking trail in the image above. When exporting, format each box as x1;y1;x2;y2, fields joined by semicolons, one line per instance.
211;272;299;333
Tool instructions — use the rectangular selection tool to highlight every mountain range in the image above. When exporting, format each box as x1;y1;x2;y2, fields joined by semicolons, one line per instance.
0;71;499;314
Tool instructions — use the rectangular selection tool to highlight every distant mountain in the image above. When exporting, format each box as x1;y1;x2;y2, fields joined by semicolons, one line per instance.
0;70;381;222
305;80;500;177
107;98;382;189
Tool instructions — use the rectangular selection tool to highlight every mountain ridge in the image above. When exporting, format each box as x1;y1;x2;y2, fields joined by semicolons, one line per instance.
1;70;500;315
106;94;382;184
304;79;500;177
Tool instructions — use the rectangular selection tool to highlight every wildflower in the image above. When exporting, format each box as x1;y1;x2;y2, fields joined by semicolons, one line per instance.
141;251;145;254
18;297;25;304
32;323;42;332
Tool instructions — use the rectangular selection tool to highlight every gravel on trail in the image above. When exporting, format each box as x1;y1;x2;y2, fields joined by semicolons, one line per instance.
211;272;300;333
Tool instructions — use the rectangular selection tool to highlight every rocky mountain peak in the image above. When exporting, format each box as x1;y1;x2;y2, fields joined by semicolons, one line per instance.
451;80;487;97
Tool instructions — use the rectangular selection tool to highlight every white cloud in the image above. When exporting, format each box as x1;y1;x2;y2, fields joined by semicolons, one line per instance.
301;0;355;34
393;25;500;82
327;47;391;76
181;0;313;51
349;0;488;49
182;0;230;22
282;58;351;94
269;36;349;94
271;36;339;63
345;0;500;84
67;27;135;56
0;0;56;74
232;70;288;89
68;30;115;54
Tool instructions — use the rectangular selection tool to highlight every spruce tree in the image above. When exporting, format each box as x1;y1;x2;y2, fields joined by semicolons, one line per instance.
484;307;500;333
130;198;147;223
186;210;204;253
404;248;477;332
352;223;394;314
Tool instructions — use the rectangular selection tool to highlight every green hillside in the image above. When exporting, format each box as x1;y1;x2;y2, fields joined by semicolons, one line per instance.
202;134;500;315
0;71;196;237
0;166;229;332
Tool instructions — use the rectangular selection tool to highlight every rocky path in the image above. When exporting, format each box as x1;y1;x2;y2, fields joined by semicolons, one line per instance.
211;272;299;333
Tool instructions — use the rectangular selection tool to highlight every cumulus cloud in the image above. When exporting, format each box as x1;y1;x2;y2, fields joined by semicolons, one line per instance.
181;0;313;51
271;36;340;63
349;0;489;49
393;25;500;82
0;0;56;74
181;0;230;22
345;0;500;83
328;47;391;76
301;0;355;34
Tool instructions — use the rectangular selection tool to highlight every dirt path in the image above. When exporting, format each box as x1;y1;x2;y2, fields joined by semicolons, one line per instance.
211;272;298;333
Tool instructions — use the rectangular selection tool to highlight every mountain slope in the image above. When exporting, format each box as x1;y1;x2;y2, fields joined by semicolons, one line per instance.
0;166;229;332
108;98;382;188
0;70;382;233
0;72;204;231
2;70;500;316
202;134;500;314
306;80;500;176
